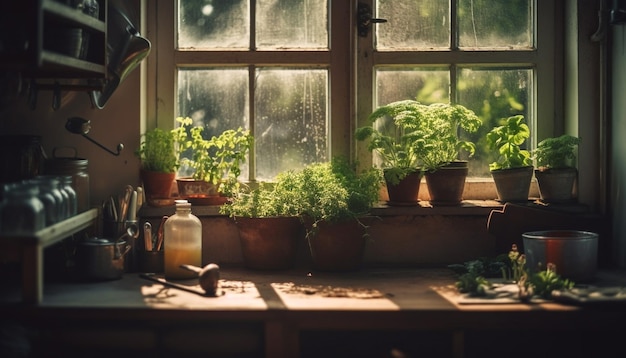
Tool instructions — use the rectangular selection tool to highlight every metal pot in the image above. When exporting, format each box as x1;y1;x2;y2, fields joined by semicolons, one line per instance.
75;237;131;280
522;230;598;282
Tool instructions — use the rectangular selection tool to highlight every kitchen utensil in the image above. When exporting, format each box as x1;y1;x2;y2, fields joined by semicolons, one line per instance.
143;221;152;251
75;237;131;280
180;263;220;296
65;117;124;156
139;273;209;297
90;4;151;108
522;230;598;282
155;215;167;251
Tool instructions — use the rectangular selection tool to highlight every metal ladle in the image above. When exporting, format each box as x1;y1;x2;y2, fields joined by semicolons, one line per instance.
65;117;124;156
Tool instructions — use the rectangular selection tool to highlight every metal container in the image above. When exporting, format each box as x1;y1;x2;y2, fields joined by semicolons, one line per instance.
522;230;598;282
75;237;131;280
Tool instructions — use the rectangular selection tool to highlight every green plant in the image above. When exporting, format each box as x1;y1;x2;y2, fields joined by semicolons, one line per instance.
297;157;382;225
452;244;575;300
356;100;482;184
173;117;254;195
135;127;180;173
220;172;305;218
533;134;581;170
485;114;533;171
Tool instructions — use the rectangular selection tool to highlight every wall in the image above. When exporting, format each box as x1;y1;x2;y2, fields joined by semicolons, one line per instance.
0;70;143;207
611;24;626;267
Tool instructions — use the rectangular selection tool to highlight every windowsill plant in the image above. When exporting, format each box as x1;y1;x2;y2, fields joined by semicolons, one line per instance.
356;100;481;205
532;134;581;203
485;114;534;202
135;127;181;202
173;117;254;201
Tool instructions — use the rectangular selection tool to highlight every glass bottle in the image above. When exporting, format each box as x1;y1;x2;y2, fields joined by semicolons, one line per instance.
164;200;202;280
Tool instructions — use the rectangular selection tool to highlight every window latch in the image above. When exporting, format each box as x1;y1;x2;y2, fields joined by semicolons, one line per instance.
357;2;387;37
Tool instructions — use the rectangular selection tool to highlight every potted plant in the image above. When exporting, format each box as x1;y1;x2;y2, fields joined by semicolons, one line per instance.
485;114;534;202
293;157;382;271
355;100;428;206
220;175;306;270
533;134;581;203
417;102;482;206
135;127;180;205
173;117;254;205
356;100;481;206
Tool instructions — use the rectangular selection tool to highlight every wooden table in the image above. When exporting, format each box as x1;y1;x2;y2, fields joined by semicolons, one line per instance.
1;267;625;357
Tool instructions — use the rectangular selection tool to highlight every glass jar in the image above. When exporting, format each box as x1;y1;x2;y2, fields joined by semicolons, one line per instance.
44;151;90;213
58;175;77;217
26;178;59;226
34;176;67;222
0;182;45;235
164;200;202;280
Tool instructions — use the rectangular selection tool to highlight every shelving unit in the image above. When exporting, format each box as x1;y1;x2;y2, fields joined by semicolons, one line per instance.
0;0;107;87
0;208;98;304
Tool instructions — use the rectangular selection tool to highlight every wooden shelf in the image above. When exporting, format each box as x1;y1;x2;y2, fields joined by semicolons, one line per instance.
0;208;98;304
0;0;107;80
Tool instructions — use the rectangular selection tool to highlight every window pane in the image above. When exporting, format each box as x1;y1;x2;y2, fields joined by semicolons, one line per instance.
178;0;249;49
458;0;532;48
256;0;328;49
177;68;250;177
255;68;328;180
457;68;532;177
375;67;450;107
376;0;449;50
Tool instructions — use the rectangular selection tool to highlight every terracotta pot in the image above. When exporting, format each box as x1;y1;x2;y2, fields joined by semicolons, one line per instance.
307;219;368;272
236;216;303;270
424;161;468;206
534;168;577;203
490;166;533;203
140;170;175;201
384;170;423;206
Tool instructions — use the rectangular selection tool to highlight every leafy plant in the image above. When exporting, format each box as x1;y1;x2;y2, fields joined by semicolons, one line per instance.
221;156;382;223
533;134;581;170
355;100;428;185
173;117;254;195
135;127;180;173
485;114;533;171
452;244;575;300
297;157;382;225
220;172;305;218
356;100;482;185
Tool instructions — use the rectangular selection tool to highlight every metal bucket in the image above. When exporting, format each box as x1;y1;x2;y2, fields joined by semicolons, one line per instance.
522;230;598;282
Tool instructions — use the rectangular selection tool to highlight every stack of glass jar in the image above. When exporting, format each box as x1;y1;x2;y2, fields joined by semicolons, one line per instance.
0;175;78;235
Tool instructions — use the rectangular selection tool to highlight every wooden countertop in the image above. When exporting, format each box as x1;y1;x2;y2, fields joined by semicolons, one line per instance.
3;268;625;319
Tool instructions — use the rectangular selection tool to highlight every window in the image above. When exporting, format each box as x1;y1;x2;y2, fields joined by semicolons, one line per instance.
147;0;559;189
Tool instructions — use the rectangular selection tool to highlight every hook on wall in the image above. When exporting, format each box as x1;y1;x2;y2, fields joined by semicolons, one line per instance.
65;117;124;156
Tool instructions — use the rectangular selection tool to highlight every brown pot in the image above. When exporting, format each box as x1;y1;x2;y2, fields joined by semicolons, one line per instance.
236;216;302;270
176;178;227;205
534;167;578;203
307;219;368;272
384;170;423;206
140;170;175;201
424;161;468;206
491;166;533;203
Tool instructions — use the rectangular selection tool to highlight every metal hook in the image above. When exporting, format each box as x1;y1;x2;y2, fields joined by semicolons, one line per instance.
65;117;124;156
357;2;387;37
